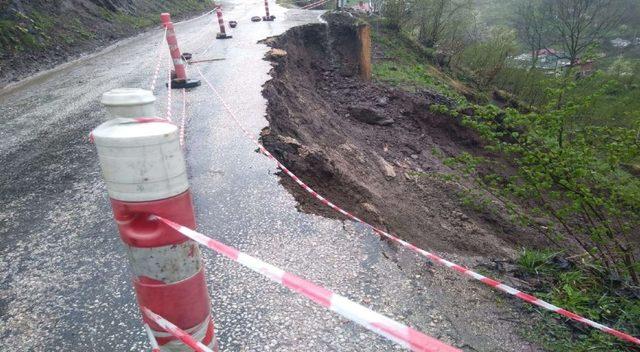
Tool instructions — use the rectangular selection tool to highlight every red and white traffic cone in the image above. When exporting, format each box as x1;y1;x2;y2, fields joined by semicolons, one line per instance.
92;114;217;351
215;7;232;39
263;0;275;21
161;13;200;89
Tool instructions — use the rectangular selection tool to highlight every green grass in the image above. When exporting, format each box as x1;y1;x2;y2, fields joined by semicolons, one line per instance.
516;250;640;352
0;0;211;57
371;27;469;105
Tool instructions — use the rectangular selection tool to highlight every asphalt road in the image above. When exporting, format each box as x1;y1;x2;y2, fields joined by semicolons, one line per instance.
0;1;540;351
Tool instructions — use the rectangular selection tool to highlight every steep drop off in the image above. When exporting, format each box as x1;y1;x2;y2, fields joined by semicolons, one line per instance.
260;13;546;259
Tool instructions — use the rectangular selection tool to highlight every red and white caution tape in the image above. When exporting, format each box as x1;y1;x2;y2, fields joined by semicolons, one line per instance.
193;66;640;346
166;62;173;122
144;323;161;352
180;8;217;25
302;0;331;10
155;216;460;352
180;88;187;146
142;307;214;352
149;28;168;93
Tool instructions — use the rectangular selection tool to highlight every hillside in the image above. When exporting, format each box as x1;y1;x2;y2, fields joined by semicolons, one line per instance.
261;11;640;352
0;0;212;86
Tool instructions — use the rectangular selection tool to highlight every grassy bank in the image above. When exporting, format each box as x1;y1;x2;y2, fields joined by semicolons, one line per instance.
371;19;640;352
0;0;212;83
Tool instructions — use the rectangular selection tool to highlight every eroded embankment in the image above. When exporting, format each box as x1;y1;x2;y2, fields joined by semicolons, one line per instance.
260;14;544;259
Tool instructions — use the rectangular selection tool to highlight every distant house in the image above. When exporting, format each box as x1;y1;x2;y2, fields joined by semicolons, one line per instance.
512;48;570;71
534;48;560;57
352;1;372;12
611;38;631;48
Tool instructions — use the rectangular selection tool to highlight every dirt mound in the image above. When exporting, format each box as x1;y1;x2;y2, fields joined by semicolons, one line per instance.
261;16;543;258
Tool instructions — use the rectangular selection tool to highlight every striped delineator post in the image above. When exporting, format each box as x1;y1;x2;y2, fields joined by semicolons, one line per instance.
161;13;201;89
92;115;217;352
262;0;275;21
215;7;232;39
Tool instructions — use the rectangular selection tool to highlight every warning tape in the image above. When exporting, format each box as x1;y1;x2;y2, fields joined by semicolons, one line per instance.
144;323;161;352
303;0;331;10
155;216;460;352
143;307;214;352
149;28;168;93
193;65;640;346
179;8;217;25
166;61;173;122
179;88;187;147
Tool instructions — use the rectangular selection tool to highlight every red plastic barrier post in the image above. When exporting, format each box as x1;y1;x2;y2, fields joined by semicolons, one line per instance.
161;13;200;89
215;7;232;39
263;0;275;21
92;117;216;351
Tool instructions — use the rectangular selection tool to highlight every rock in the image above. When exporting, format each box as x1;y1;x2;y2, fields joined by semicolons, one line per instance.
410;154;419;159
265;48;287;61
377;157;396;179
361;202;379;215
260;37;277;46
347;105;394;126
278;135;301;147
376;97;389;107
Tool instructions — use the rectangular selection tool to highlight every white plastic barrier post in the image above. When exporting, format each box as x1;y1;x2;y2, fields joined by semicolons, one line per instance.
101;88;156;119
93;100;217;351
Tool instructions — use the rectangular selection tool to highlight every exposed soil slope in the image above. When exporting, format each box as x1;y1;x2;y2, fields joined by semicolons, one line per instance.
261;14;544;259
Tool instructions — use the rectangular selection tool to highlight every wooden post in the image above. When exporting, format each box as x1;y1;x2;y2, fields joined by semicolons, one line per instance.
357;24;372;81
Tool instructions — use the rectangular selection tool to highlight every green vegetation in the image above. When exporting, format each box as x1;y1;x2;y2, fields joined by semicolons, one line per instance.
0;0;211;56
371;1;639;349
371;26;470;104
518;249;640;352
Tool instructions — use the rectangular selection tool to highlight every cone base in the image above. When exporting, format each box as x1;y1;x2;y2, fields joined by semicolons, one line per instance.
262;15;276;21
168;79;201;89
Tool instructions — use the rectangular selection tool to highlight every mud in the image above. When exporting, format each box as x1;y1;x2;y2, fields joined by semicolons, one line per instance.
261;14;544;259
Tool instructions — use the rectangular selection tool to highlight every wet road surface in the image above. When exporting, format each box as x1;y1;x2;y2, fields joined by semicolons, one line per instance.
0;1;539;351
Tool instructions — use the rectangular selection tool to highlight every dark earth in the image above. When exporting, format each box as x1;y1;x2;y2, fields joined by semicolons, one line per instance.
260;15;545;259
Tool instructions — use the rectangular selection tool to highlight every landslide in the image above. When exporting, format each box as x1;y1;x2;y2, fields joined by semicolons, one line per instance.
261;13;544;258
0;0;211;86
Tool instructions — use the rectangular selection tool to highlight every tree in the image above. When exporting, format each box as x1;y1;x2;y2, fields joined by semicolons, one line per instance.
381;0;409;31
411;0;473;48
511;0;549;68
457;27;517;87
542;0;625;66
